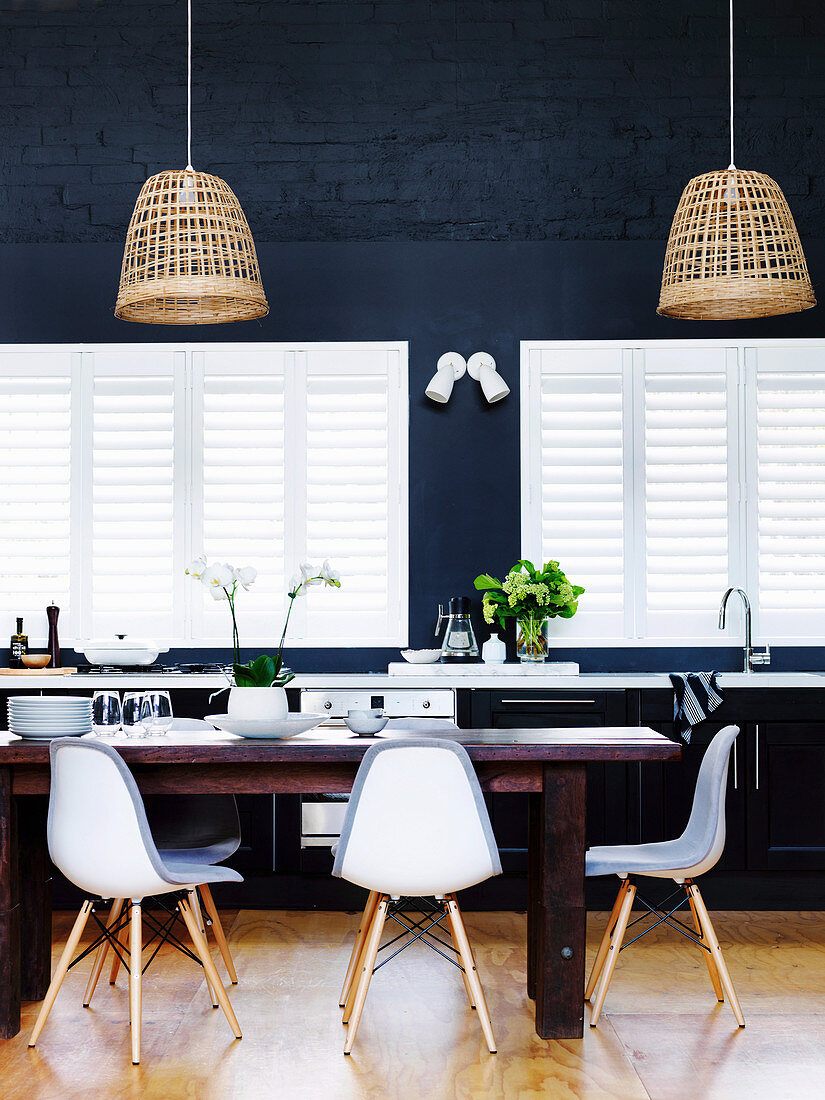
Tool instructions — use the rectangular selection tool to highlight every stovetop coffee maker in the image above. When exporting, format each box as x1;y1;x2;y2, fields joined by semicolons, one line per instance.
435;596;480;662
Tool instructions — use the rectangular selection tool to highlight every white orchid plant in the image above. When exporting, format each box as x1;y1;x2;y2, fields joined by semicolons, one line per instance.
186;557;341;687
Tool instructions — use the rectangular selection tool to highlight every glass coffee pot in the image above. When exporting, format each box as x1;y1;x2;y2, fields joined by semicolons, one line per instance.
435;596;480;662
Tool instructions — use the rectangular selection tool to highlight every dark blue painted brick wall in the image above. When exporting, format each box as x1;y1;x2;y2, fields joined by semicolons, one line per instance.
2;0;824;243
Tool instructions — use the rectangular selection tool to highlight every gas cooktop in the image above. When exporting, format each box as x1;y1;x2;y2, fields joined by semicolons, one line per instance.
78;663;232;676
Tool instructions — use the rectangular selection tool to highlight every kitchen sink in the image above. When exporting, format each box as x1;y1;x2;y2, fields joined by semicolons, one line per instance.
715;672;825;686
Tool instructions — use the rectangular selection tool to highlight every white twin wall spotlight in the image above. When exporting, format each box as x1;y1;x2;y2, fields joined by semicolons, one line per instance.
425;351;510;405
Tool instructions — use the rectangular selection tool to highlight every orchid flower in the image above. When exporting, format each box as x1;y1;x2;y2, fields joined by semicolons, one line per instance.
185;554;207;581
186;556;341;679
233;565;257;590
320;560;341;587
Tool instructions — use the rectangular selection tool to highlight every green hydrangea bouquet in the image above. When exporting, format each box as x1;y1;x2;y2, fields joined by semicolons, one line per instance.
474;559;584;661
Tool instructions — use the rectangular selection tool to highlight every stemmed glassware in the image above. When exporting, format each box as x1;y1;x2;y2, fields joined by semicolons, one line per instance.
122;692;146;738
140;691;174;737
92;691;122;737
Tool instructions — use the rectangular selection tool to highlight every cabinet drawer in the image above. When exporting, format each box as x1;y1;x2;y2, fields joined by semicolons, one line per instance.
489;690;616;715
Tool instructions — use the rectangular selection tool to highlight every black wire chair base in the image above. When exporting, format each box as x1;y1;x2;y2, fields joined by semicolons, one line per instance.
619;879;710;954
67;892;203;979
372;897;465;976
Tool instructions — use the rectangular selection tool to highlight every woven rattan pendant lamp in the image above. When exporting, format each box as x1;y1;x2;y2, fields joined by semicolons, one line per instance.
115;0;267;324
658;0;814;320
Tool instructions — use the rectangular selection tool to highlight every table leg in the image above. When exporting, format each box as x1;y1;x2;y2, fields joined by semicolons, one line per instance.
18;796;52;1001
533;762;587;1039
0;766;21;1039
526;792;541;1001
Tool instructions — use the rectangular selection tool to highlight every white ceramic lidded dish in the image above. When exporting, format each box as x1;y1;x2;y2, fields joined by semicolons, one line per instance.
81;636;169;666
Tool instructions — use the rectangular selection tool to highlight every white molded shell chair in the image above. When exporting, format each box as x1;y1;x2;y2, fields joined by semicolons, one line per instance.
585;724;744;1028
104;717;241;990
29;738;243;1065
332;737;501;1054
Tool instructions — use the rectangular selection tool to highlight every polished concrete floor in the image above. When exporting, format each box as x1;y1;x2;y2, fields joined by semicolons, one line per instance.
2;907;825;1099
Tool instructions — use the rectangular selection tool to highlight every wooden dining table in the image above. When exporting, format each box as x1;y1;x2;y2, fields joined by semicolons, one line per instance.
0;725;679;1042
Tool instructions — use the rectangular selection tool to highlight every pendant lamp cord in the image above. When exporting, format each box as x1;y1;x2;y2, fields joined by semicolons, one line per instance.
728;0;735;169
185;0;193;169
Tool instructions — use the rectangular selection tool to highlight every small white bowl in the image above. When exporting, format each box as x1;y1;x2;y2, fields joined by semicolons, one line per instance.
400;649;442;664
345;710;389;736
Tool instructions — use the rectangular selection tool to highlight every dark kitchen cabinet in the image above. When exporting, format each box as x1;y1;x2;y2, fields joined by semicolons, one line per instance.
639;689;825;876
747;722;825;871
469;689;628;872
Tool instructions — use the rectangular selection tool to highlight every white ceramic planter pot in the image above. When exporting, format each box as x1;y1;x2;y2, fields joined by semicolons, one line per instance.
228;686;288;721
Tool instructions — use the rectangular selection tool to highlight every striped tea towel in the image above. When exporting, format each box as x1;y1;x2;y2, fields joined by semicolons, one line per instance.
669;672;724;744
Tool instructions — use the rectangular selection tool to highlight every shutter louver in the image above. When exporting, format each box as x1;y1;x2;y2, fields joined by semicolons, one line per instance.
531;350;625;637
0;357;72;642
306;377;388;616
643;364;729;637
304;350;402;642
91;364;177;637
755;359;825;637
200;364;286;640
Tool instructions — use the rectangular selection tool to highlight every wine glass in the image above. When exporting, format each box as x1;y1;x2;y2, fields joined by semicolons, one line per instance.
92;691;121;737
140;691;173;737
122;692;146;738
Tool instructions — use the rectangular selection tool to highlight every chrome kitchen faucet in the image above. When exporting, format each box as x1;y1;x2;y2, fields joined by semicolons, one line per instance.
718;587;771;673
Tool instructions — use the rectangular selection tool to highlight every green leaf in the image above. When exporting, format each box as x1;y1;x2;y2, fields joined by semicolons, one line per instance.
232;663;257;687
473;573;502;591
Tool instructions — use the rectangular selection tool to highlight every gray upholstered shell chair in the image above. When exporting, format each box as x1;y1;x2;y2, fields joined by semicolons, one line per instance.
30;738;242;1065
103;718;241;988
585;724;743;1028
332;737;501;1054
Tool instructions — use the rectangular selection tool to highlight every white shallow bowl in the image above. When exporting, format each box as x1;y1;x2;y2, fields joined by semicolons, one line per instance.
11;728;90;739
10;705;92;713
205;713;325;740
345;713;389;736
399;649;442;664
8;699;91;708
10;719;92;728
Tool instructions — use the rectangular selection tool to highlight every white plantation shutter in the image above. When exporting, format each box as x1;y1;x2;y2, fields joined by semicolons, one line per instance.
523;347;626;638
641;349;733;639
303;347;404;642
750;348;825;638
88;351;182;639
190;343;407;646
0;351;74;643
195;350;286;643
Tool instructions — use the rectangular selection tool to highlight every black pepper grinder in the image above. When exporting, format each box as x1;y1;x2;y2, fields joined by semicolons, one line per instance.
46;602;61;669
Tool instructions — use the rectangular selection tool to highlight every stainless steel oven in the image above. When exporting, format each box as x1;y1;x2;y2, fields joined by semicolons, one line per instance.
298;687;456;847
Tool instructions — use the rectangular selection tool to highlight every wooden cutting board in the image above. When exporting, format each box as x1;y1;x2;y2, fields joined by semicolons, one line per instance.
0;667;77;676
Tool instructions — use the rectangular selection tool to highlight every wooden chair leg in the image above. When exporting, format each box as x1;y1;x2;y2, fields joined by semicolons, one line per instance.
199;884;238;984
190;889;218;1007
108;904;129;986
129;902;142;1065
448;911;476;1009
687;883;745;1027
29;901;93;1047
342;900;380;1023
686;885;724;1002
344;896;388;1055
589;879;636;1028
339;891;379;1008
446;896;496;1053
178;896;242;1040
585;880;629;1001
83;898;123;1007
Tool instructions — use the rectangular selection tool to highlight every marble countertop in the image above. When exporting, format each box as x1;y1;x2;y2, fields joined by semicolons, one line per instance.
2;670;824;690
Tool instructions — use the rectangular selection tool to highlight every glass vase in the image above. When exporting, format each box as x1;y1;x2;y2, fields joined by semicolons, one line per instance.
516;615;550;663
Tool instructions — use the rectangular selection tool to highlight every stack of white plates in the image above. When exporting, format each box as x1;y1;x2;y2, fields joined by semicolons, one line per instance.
8;695;93;739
